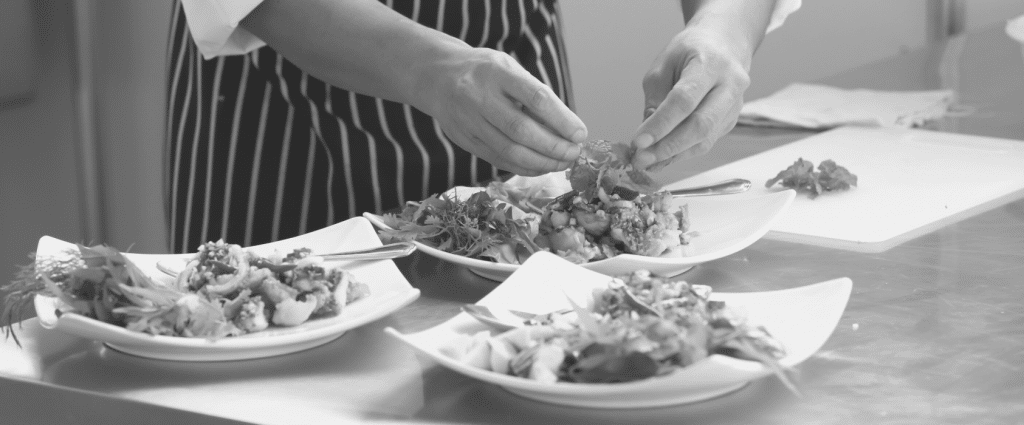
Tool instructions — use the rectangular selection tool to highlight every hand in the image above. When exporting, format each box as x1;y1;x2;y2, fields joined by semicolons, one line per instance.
416;47;588;177
242;0;586;177
631;27;753;172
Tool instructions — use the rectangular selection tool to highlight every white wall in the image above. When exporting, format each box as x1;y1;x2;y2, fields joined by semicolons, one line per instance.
559;0;935;144
747;0;929;99
90;1;172;254
0;0;37;103
0;1;81;275
964;0;1024;32
559;0;1024;146
558;0;686;143
0;0;171;277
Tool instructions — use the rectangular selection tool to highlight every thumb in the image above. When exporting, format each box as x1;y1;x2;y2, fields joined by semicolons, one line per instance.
641;75;672;121
636;69;673;149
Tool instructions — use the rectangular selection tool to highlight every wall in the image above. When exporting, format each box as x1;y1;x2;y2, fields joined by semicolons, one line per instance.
964;0;1024;32
90;1;172;254
0;0;37;104
559;0;1024;146
559;0;933;144
0;0;171;281
0;1;81;274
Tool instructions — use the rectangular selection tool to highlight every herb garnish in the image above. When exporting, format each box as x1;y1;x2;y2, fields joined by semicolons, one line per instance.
766;158;858;199
378;190;541;263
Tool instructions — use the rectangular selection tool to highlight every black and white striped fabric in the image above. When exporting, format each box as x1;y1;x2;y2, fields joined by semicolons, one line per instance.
165;0;573;253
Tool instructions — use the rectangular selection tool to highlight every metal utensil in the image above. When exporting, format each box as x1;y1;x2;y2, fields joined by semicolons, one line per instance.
669;178;751;197
529;178;752;208
155;242;418;278
461;304;572;332
318;241;417;261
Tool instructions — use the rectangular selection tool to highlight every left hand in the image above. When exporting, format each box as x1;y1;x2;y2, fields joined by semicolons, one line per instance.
631;27;753;172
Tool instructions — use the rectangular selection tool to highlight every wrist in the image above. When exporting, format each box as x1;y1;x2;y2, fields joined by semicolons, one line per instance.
683;0;775;70
403;31;473;113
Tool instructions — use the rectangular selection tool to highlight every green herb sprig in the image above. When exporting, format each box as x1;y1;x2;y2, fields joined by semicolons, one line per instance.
378;190;540;261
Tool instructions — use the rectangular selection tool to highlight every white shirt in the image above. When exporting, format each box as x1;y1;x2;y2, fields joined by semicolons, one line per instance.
182;0;803;59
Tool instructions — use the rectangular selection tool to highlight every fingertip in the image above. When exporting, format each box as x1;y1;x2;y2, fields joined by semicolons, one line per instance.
565;143;581;160
571;128;588;145
632;150;656;170
633;133;654;150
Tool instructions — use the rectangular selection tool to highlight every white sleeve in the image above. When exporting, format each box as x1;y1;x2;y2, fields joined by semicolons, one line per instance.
180;0;267;59
766;0;801;33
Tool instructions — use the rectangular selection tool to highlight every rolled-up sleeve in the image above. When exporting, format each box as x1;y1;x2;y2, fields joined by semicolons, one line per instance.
766;0;801;33
180;0;266;59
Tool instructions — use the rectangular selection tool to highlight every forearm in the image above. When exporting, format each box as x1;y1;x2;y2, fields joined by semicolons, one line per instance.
240;0;468;109
680;0;777;69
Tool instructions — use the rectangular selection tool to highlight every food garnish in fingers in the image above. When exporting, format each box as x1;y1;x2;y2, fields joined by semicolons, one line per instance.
377;139;697;266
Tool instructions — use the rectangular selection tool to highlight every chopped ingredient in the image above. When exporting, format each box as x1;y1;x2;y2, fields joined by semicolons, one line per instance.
765;158;858;199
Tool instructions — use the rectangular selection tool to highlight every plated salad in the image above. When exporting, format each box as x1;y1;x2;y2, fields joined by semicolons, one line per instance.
377;140;695;265
441;270;795;391
2;241;369;343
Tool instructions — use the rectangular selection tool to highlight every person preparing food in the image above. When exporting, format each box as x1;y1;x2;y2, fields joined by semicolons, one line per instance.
166;0;800;253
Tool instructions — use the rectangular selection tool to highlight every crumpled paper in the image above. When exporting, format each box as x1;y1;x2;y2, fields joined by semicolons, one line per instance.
738;83;957;130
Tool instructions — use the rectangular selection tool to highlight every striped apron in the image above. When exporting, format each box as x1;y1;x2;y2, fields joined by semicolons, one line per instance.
165;0;574;253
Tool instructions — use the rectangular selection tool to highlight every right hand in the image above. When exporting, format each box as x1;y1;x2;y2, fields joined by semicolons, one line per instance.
415;47;588;176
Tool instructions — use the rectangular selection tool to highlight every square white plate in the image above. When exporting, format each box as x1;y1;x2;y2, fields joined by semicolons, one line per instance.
31;217;421;362
387;251;851;408
365;188;795;281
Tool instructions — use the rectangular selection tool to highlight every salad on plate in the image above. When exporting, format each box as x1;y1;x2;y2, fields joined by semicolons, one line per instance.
376;140;695;266
440;269;796;392
2;240;370;344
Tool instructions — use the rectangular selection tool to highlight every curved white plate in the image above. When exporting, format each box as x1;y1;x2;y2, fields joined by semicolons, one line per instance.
365;188;796;281
386;251;851;408
31;217;421;362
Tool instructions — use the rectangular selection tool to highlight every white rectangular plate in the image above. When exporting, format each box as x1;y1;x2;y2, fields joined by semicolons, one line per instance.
31;217;421;362
387;251;851;408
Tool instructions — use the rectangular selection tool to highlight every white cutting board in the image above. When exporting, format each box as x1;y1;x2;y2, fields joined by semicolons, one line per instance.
663;126;1024;252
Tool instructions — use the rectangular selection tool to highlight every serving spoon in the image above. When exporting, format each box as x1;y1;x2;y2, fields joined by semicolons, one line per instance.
668;178;751;197
155;242;417;278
